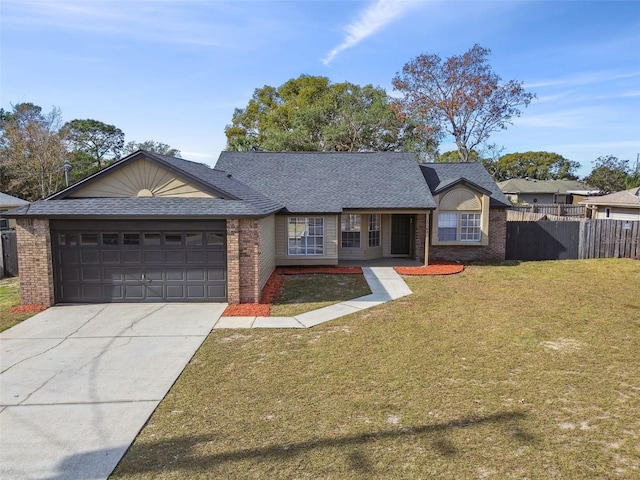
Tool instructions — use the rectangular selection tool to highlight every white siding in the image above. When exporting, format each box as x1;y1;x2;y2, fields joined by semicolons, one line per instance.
595;208;640;221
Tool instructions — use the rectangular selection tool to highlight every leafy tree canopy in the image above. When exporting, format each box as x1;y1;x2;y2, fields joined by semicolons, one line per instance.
437;150;481;163
225;74;436;160
123;140;181;157
0;103;67;200
584;155;639;194
486;151;580;181
63;118;124;169
392;44;536;162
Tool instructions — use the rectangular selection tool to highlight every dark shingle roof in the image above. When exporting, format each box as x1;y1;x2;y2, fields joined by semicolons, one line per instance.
42;150;282;217
215;151;436;213
6;198;270;218
420;163;511;207
0;192;29;207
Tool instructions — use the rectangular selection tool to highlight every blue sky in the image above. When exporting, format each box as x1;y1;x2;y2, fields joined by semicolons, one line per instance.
2;0;639;177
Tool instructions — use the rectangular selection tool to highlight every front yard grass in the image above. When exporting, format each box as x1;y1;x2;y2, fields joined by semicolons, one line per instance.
271;273;371;317
112;259;640;479
0;277;34;332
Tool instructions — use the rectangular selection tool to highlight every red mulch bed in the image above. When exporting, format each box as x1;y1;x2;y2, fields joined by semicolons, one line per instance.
222;303;270;317
9;305;49;313
394;261;464;276
222;266;363;317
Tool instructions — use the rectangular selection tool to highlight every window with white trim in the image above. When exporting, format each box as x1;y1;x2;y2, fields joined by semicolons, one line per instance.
438;212;482;242
288;217;324;255
341;214;361;248
368;214;381;247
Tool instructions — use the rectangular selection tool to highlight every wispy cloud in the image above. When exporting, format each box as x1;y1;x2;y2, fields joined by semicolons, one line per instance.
525;71;640;89
322;0;420;65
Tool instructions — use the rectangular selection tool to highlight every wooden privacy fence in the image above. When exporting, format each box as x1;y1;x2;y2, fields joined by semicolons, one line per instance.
508;204;586;220
1;230;19;277
506;219;639;261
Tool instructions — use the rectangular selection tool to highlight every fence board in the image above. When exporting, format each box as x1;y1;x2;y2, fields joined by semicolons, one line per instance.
1;231;19;277
509;204;585;217
508;219;639;261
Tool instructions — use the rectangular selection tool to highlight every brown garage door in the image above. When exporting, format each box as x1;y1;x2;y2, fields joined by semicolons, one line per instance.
51;220;227;303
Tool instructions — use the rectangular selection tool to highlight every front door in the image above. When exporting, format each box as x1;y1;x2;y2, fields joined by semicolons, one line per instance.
391;215;413;256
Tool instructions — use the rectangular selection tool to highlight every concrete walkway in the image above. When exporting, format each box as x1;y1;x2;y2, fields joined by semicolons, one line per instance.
0;303;224;480
213;266;412;329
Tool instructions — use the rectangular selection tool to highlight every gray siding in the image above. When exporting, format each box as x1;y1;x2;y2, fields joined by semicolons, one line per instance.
275;215;339;266
258;215;276;290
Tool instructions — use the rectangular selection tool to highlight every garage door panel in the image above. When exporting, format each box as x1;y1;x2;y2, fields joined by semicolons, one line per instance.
164;251;185;263
186;251;205;264
52;222;227;303
124;285;144;299
81;284;102;299
146;285;165;299
207;269;225;281
166;269;185;281
61;268;80;282
206;251;225;264
144;250;163;263
81;267;101;282
166;285;185;299
101;251;121;264
186;269;205;281
123;251;142;263
103;267;123;281
103;285;123;300
60;250;79;265
208;285;226;298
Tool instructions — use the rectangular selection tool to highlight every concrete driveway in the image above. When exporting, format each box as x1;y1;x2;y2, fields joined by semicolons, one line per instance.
0;303;224;480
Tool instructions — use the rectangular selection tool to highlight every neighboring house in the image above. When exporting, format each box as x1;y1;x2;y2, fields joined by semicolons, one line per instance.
8;150;510;306
0;192;29;230
581;187;640;221
497;179;597;204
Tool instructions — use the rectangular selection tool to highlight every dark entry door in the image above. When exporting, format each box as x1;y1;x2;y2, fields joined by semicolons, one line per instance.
391;215;413;255
51;220;227;303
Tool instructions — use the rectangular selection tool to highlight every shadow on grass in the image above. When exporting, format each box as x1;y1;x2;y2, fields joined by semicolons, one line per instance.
108;410;531;477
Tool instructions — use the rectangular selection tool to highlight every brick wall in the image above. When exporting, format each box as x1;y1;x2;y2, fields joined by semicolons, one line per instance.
226;218;261;304
15;218;54;306
430;208;507;263
415;213;427;264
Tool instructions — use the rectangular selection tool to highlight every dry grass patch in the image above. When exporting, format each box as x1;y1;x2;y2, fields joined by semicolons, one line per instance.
112;259;640;479
0;277;37;332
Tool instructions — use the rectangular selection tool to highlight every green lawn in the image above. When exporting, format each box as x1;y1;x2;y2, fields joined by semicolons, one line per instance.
111;259;640;479
271;273;371;317
0;277;35;332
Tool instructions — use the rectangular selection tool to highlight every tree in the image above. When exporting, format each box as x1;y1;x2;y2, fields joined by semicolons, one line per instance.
0;103;68;200
392;44;536;161
437;150;481;163
584;155;637;194
63;119;124;171
486;152;580;181
225;74;435;158
122;140;181;157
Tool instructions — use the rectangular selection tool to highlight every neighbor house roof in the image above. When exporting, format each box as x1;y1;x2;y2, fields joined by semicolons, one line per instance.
0;192;29;208
215;151;437;213
497;178;590;194
420;163;512;207
581;187;640;209
11;151;283;219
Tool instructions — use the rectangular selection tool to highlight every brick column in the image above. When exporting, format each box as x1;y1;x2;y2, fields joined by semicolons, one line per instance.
415;213;428;265
226;219;240;304
16;218;54;306
238;218;260;303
